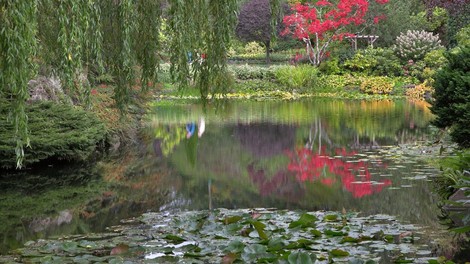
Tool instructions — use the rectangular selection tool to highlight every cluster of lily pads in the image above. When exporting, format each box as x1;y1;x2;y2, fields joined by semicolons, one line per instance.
2;208;443;263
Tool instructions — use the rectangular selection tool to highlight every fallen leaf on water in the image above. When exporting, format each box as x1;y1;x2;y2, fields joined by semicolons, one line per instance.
222;252;238;264
110;244;129;255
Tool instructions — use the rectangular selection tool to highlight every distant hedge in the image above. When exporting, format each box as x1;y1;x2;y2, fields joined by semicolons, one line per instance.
0;100;106;168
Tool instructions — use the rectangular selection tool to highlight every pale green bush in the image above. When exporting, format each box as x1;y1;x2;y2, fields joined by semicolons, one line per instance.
244;41;264;55
395;30;443;61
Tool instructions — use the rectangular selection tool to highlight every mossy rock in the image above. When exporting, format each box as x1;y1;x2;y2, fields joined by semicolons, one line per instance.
0;100;106;168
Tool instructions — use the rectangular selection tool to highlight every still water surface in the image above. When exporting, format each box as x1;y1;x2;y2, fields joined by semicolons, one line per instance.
0;99;442;254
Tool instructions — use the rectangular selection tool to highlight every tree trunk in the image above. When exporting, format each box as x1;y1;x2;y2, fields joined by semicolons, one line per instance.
265;41;271;65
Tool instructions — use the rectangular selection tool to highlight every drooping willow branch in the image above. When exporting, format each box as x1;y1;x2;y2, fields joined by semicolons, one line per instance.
0;1;38;168
1;0;283;168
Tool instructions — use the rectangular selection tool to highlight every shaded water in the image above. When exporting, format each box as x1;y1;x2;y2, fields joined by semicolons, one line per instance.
0;99;444;255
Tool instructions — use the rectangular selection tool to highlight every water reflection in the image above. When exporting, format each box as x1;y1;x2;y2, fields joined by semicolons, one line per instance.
0;99;441;254
150;99;439;224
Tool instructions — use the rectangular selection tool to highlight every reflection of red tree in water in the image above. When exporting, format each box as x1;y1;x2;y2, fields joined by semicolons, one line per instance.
247;164;305;201
286;148;391;198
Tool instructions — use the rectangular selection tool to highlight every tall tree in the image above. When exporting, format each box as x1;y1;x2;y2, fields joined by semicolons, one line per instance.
236;0;283;63
282;0;389;66
423;0;470;46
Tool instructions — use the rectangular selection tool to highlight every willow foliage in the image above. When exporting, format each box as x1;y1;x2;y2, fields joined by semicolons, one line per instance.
0;1;38;168
1;0;283;168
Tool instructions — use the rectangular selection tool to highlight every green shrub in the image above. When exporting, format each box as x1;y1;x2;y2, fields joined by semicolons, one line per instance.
431;45;470;148
342;48;403;77
0;100;107;168
359;76;394;95
318;57;342;75
455;25;470;46
274;65;321;91
244;41;264;55
343;51;377;74
403;49;448;84
423;49;448;69
229;64;278;80
395;30;443;61
229;53;290;62
405;82;434;100
318;74;361;91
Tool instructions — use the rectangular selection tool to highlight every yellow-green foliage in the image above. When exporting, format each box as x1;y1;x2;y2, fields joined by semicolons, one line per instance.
244;41;264;55
405;82;433;100
319;74;361;90
360;77;394;95
274;65;320;90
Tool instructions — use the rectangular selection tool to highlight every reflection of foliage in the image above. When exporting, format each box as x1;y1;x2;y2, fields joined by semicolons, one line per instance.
154;125;186;156
0;165;104;254
235;124;296;157
287;148;391;198
247;163;304;201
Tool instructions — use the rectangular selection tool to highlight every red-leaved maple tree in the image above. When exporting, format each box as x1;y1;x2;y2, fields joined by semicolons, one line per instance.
282;0;389;65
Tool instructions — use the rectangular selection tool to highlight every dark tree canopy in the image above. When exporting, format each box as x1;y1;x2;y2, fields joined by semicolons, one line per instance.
236;0;284;63
236;0;272;45
423;0;470;45
431;45;470;148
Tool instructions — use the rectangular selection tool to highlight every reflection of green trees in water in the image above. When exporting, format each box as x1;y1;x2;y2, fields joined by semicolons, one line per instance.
0;156;175;254
0;165;103;253
150;100;440;228
153;125;186;156
150;99;433;146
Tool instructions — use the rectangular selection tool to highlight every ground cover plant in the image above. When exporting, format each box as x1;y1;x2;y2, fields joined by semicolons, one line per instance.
0;99;106;168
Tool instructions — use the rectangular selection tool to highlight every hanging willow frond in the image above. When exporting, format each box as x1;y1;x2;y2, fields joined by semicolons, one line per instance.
269;0;283;41
0;0;38;168
136;0;162;92
168;0;238;99
1;0;284;168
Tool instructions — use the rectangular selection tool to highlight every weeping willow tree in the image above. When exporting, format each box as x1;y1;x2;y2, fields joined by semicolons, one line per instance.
0;1;38;168
0;0;283;168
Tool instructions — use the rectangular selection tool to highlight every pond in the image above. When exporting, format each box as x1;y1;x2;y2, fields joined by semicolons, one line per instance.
0;98;452;261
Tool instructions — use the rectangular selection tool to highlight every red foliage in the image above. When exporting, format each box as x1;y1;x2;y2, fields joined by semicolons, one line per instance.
286;147;391;198
282;0;389;65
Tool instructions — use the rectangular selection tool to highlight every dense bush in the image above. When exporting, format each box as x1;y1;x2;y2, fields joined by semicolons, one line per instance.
229;53;291;62
342;48;403;76
431;45;470;147
318;74;361;90
229;65;279;80
359;76;394;95
274;65;321;91
405;82;433;100
0;100;107;168
395;30;443;61
455;24;470;46
244;41;265;55
405;48;448;84
318;58;342;75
